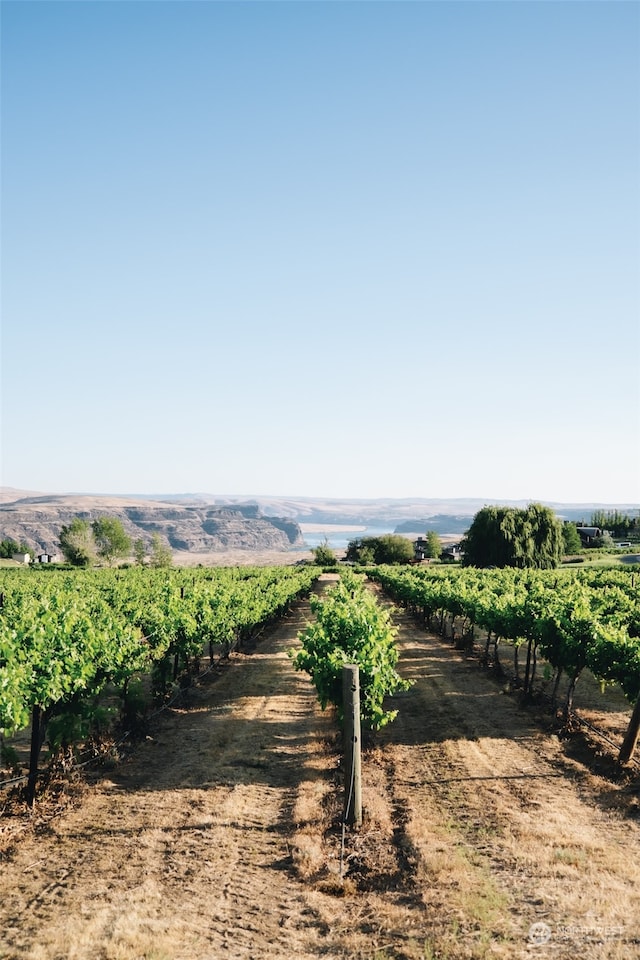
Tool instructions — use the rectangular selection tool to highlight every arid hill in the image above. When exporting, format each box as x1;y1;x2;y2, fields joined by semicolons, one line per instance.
0;494;303;556
2;489;636;561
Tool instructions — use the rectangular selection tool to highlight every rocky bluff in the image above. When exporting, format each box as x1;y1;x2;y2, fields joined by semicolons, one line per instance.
0;495;304;556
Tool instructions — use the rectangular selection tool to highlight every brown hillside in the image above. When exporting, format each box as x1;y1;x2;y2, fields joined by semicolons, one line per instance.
0;494;303;557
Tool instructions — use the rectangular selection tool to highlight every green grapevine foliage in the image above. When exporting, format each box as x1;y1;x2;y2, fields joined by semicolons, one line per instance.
0;565;319;799
291;570;411;729
368;564;640;759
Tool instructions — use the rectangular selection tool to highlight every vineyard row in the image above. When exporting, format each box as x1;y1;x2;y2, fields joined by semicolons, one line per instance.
367;564;640;763
0;565;319;803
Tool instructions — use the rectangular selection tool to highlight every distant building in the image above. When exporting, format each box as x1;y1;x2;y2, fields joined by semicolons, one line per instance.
442;544;464;562
575;527;603;545
413;537;430;561
413;537;463;562
36;553;59;563
12;552;31;565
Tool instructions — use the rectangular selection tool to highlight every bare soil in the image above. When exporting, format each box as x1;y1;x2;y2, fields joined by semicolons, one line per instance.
1;576;639;960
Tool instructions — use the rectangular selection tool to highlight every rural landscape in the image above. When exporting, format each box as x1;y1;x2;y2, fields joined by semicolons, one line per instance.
1;491;639;959
3;1;638;958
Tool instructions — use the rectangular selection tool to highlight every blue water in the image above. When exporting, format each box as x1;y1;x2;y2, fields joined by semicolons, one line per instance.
302;526;397;550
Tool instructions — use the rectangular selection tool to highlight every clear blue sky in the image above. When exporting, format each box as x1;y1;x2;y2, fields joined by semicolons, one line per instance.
2;0;639;504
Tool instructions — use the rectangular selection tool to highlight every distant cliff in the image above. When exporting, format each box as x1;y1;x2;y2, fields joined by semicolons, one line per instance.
0;495;303;556
394;515;474;536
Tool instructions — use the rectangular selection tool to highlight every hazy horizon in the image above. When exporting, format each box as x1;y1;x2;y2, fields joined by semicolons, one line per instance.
2;486;637;511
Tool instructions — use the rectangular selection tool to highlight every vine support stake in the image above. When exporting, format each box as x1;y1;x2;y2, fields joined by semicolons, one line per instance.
342;664;362;828
26;704;43;808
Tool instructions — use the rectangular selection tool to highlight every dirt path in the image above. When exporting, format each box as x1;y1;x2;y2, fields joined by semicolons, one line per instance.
367;597;640;959
1;576;639;960
1;579;344;960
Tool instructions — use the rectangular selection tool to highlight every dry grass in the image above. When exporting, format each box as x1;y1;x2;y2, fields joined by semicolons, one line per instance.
2;582;640;960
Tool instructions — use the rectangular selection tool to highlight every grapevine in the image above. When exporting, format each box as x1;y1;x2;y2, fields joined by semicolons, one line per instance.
369;564;640;761
291;570;411;730
0;564;319;802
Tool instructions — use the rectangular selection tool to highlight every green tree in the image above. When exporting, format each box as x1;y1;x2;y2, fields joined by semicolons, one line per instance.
424;530;442;559
0;538;32;559
133;538;146;566
595;530;616;549
357;545;376;565
312;539;336;566
562;522;583;555
92;517;132;565
461;503;563;569
376;534;415;564
591;510;638;538
345;538;365;563
345;534;413;565
149;532;173;568
523;502;565;568
59;518;97;567
459;506;511;568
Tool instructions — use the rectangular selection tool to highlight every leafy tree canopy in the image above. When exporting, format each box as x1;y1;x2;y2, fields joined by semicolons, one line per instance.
92;517;132;565
312;539;337;566
591;510;639;538
562;522;583;555
149;532;173;568
346;534;414;565
594;530;616;549
59;518;97;567
133;539;146;566
0;538;32;559
461;503;563;569
424;530;442;559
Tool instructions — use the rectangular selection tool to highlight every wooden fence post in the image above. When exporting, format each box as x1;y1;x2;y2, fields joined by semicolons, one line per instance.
342;664;362;828
26;704;43;808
